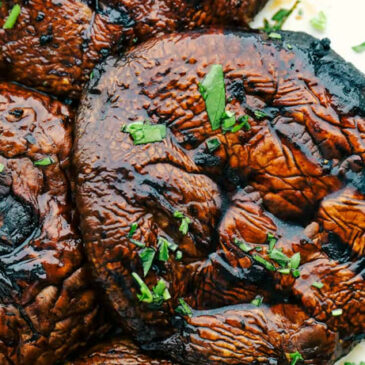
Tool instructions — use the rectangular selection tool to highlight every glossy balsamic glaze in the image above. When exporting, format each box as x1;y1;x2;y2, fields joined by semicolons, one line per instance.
0;0;267;97
74;30;365;364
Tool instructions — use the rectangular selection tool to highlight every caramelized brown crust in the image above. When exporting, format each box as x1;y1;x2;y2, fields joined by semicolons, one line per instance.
0;0;267;97
67;337;175;365
73;30;365;364
0;82;108;364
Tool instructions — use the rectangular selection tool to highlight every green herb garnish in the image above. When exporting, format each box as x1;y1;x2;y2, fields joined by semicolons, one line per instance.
234;238;253;253
132;273;171;306
158;238;169;262
199;64;226;130
311;281;324;289
332;308;343;317
153;279;171;302
310;11;327;32
289;351;304;365
173;211;191;235
262;0;300;32
122;122;166;145
267;233;277;252
278;268;290;275
132;272;153;303
222;110;236;132
251;295;263;307
128;222;138;238
254;110;267;120
130;238;145;248
268;32;282;40
175;298;193;317
291;269;301;278
253;254;276;271
289;252;301;269
352;42;365;53
175;250;182;260
34;156;53;166
139;247;155;277
3;4;21;29
269;248;290;267
206;137;221;153
0;163;4;173
231;115;250;133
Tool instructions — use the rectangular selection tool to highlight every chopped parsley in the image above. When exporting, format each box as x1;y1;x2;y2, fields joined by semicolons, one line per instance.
206;137;221;153
253;254;276;271
132;273;170;306
267;233;277;252
289;252;301;270
310;11;327;32
231;115;250;132
3;4;21;29
33;156;53;166
173;211;191;235
199;64;226;130
130;238;145;248
268;32;282;40
254;110;268;120
0;163;4;173
289;351;304;365
277;268;290;275
139;247;155;277
262;0;300;33
122;122;166;145
352;42;365;53
311;281;324;289
175;298;193;317
291;269;301;278
222;111;236;132
128;222;138;238
157;237;177;261
175;250;183;260
269;248;290;267
331;308;343;317
251;295;263;307
234;238;253;253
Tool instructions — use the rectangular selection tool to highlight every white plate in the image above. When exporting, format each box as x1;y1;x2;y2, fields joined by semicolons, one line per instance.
251;1;365;363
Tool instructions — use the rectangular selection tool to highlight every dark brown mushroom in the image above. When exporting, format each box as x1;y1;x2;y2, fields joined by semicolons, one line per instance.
0;82;108;364
0;0;267;97
73;30;365;364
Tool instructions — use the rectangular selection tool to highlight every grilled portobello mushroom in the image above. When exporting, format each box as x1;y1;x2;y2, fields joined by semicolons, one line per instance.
73;30;365;364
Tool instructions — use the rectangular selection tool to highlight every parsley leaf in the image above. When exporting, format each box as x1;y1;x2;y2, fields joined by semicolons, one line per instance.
175;250;183;260
268;32;282;40
158;238;169;262
254;110;267;120
128;222;138;238
3;4;21;29
352;42;365;53
289;252;301;269
0;163;4;173
331;308;343;317
251;295;263;307
139;247;155;277
199;64;226;130
132;272;153;303
173;211;191;235
130;238;145;248
206;137;221;153
34;156;53;167
267;233;277;252
269;248;290;267
311;281;324;289
289;351;304;365
253;255;276;271
310;11;327;32
234;238;253;253
122;122;166;145
175;298;193;317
